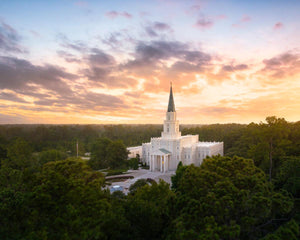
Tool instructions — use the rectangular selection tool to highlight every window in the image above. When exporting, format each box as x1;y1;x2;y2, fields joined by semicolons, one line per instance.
167;128;169;132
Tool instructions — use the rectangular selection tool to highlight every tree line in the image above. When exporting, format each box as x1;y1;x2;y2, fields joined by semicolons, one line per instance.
0;124;163;154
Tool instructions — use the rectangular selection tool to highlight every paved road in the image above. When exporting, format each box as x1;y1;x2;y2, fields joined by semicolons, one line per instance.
108;169;175;194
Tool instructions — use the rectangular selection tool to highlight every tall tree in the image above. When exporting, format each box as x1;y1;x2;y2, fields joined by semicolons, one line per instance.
261;116;290;181
106;140;129;169
89;137;112;169
28;158;130;239
3;138;33;170
167;156;294;240
126;180;174;240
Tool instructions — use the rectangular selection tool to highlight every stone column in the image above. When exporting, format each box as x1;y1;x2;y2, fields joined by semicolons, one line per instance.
153;155;155;171
166;155;169;172
160;155;163;172
152;155;155;171
152;155;154;171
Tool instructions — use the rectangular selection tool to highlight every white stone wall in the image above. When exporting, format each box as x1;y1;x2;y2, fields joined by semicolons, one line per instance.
142;143;151;165
140;138;223;171
195;142;224;166
127;146;143;159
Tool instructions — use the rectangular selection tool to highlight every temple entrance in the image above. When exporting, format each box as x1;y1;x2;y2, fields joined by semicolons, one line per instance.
150;148;171;173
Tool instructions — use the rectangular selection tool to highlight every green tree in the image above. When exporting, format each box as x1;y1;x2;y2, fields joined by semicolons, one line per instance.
126;180;174;240
287;121;300;156
136;153;141;162
230;117;291;181
3;138;33;170
262;116;290;181
167;156;294;240
106;140;129;169
171;161;187;191
274;156;300;198
89;137;112;169
0;144;7;163
0;149;35;239
274;156;300;225
0;187;32;239
38;149;67;166
129;179;149;194
128;157;139;170
261;219;299;240
28;158;129;239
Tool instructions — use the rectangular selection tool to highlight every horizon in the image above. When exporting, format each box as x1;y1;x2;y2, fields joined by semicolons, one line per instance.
0;0;299;124
0;116;298;126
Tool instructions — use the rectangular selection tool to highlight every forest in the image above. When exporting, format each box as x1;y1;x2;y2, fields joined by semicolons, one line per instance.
0;116;299;239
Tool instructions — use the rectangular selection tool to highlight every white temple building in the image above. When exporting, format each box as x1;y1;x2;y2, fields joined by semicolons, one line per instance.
127;84;223;172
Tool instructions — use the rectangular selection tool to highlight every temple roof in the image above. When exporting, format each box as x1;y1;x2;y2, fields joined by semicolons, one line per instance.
167;83;176;112
152;148;172;155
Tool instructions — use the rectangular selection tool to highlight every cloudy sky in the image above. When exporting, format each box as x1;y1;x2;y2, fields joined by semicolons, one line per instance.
0;0;299;124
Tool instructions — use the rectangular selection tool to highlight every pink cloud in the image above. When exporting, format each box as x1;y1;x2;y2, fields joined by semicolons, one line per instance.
74;1;88;7
194;17;214;29
189;4;202;13
105;11;132;19
241;15;251;22
232;15;251;28
122;12;132;19
273;22;283;30
105;11;118;19
215;14;227;20
232;23;241;28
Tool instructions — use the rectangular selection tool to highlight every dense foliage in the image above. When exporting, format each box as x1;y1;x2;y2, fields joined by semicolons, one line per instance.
169;156;295;239
88;138;129;170
183;117;300;180
0;116;299;239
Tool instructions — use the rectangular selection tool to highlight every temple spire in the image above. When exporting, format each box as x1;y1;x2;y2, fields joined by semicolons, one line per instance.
167;82;175;112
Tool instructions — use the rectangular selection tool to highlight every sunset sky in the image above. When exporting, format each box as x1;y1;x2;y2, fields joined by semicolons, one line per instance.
0;0;299;124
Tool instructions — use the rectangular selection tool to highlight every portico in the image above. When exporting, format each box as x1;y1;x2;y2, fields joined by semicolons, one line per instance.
150;148;171;173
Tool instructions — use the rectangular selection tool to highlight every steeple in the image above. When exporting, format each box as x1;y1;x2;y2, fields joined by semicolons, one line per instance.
162;82;181;139
167;82;175;112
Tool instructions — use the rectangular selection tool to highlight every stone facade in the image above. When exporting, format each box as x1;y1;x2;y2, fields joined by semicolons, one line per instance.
127;146;142;159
